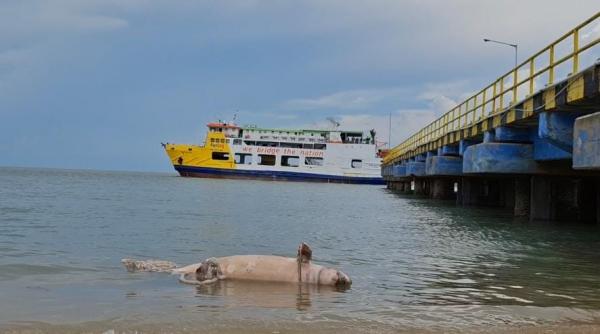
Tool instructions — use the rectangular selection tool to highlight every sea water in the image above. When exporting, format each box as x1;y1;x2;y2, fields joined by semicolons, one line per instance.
1;167;600;333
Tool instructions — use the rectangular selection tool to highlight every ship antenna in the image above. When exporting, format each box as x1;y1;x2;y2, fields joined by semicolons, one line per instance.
326;117;340;130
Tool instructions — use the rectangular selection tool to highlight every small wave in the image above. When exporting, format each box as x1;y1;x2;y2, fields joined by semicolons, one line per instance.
0;207;34;214
439;278;477;284
491;293;534;304
0;263;97;281
545;293;576;300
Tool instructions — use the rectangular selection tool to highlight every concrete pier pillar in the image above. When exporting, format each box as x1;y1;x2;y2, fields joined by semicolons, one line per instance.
597;180;600;224
514;177;530;216
431;178;454;199
459;178;475;206
578;179;597;223
457;177;513;207
414;179;425;195
397;181;406;193
456;179;463;205
530;176;553;221
401;181;408;192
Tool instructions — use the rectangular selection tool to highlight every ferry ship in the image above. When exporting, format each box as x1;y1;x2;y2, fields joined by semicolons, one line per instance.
163;122;385;184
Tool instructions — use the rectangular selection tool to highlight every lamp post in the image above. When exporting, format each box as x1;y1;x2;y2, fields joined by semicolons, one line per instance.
484;38;518;69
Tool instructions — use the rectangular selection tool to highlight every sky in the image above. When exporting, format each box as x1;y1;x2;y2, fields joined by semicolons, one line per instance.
1;1;599;172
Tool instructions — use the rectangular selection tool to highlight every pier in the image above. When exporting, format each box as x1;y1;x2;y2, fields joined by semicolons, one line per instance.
382;12;600;223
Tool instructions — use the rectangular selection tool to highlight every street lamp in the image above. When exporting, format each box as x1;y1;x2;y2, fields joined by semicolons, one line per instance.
484;38;518;69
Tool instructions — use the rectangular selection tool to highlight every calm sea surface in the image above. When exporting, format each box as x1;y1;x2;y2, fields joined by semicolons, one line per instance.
1;167;600;333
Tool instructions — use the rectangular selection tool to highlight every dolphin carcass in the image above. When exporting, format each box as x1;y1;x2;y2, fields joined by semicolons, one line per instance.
122;243;351;287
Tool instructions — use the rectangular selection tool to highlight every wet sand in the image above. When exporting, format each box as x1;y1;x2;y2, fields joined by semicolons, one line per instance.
3;320;600;334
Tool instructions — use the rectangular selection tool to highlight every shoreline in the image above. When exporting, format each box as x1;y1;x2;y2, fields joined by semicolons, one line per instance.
4;320;600;334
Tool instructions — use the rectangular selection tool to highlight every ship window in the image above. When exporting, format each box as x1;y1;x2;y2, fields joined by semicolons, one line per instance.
351;159;362;168
212;152;229;161
257;141;270;147
258;154;276;166
281;142;302;148
220;139;226;144
305;157;323;166
244;141;256;146
281;155;299;167
314;143;326;150
233;139;242;145
302;144;314;149
235;153;252;165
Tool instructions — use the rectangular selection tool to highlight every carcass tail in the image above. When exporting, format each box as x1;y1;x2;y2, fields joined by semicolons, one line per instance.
121;258;177;273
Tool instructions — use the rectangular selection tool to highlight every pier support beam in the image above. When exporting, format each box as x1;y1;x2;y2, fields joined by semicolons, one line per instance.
457;177;514;207
495;126;531;143
529;176;599;222
514;177;530;217
463;143;539;174
426;156;463;176
459;140;478;156
530;176;552;221
533;137;572;161
431;178;454;199
412;179;422;194
458;178;477;206
597;180;600;224
438;145;459;156
539;112;577;153
393;164;407;177
574;111;600;169
406;161;426;177
401;181;410;193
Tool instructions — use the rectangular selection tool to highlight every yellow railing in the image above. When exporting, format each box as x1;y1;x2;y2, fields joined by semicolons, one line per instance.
384;11;600;165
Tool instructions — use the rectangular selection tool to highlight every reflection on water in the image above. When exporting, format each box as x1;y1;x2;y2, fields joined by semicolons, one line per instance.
2;167;600;332
194;280;346;311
